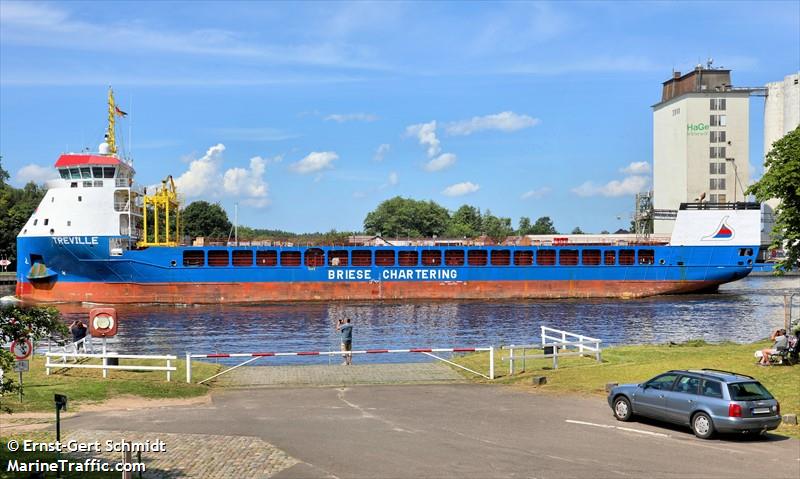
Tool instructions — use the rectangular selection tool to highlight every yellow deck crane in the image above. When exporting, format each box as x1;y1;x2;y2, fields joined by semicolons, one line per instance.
139;176;181;247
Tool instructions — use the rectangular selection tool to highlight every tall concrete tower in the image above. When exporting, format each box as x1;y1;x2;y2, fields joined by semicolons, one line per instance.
651;64;750;235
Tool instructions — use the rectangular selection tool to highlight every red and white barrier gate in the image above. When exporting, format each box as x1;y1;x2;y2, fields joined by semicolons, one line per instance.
186;346;495;384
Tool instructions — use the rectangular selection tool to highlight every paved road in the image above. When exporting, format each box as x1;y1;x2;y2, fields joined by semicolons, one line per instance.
63;384;800;479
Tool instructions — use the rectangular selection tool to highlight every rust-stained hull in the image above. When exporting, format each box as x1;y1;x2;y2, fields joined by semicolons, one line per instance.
17;279;723;304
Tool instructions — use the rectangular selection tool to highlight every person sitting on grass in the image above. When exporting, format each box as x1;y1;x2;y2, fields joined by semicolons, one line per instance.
759;329;788;366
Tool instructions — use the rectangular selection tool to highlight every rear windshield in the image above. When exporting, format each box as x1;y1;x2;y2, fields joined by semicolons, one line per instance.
728;382;774;401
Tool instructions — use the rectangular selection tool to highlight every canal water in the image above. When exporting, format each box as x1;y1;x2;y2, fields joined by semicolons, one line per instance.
55;275;798;365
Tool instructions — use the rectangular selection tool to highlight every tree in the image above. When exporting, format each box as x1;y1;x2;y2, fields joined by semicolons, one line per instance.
530;216;558;234
600;230;610;235
447;205;482;237
364;197;450;237
747;126;800;273
0;156;8;187
571;227;585;234
517;216;533;235
1;305;66;410
0;166;47;269
182;201;232;240
481;210;514;242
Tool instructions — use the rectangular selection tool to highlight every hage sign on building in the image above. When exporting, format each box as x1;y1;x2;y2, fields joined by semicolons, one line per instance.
687;123;710;135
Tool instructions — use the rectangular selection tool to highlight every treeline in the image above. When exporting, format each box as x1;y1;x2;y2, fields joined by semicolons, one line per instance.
363;197;562;241
181;196;592;244
0;158;46;269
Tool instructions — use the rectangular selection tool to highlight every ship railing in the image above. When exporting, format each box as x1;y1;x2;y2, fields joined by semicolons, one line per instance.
185;345;496;384
502;327;603;372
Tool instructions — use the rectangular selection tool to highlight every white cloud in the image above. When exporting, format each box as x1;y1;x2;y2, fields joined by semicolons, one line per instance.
424;153;457;172
520;187;552;199
324;113;378;123
620;161;651;175
405;121;441;158
445;111;541;136
442;181;480;197
15;163;58;184
387;171;399;186
373;143;391;162
222;156;271;207
174;143;226;198
290;151;338;174
572;175;650;197
173;143;275;206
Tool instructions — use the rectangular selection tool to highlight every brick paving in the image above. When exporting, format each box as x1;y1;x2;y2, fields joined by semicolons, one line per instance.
66;429;298;478
216;362;468;387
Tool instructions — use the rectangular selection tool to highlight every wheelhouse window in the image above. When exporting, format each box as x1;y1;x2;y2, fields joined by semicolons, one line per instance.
638;250;655;265
421;250;441;266
513;250;533;266
352;250;372;267
467;250;488;266
207;250;229;267
604;251;616;265
256;250;278;266
375;250;395;266
328;250;348;266
559;250;579;266
398;251;418;266
183;250;204;267
445;250;465;266
103;167;116;178
582;249;601;266
280;251;301;266
232;250;253;266
619;250;635;265
69;168;80;179
305;248;324;267
80;167;91;179
92;167;104;178
537;250;556;266
491;250;511;266
59;169;70;179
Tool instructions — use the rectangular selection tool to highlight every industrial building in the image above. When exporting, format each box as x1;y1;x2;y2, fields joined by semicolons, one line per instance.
652;64;751;235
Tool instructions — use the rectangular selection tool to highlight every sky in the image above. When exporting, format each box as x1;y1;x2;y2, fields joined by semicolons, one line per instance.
1;1;798;234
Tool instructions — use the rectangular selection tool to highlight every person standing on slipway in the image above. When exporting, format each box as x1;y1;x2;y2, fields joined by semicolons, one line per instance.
336;318;353;365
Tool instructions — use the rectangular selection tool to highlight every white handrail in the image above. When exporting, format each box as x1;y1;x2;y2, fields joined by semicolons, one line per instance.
45;351;177;381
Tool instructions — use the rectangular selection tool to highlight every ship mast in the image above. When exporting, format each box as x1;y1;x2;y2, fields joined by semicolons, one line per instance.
106;86;118;156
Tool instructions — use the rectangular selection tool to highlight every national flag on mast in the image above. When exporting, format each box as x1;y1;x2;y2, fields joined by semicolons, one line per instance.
115;106;128;117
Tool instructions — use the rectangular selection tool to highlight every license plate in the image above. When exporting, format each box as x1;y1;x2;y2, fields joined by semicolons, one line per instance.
753;407;771;414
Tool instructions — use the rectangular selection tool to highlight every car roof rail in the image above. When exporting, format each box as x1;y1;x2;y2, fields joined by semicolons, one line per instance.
698;368;754;380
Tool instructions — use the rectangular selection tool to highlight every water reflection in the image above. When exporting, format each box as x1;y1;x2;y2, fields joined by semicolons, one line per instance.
55;275;799;365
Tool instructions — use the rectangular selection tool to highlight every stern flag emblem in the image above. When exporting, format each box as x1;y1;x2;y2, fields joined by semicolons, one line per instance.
702;216;735;241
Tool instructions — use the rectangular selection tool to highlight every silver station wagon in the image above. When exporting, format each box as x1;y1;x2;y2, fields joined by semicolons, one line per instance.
608;369;781;439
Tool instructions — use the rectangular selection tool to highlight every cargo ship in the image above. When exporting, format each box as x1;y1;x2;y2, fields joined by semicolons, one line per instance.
15;91;762;304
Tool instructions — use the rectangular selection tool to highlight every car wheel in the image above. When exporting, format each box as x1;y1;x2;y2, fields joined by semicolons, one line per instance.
692;412;715;439
613;396;633;422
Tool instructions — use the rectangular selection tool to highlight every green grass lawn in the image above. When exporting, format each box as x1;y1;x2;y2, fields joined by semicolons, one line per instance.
452;340;800;438
1;356;221;413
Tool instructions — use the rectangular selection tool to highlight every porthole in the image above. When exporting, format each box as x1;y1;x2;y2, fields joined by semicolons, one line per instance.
49;229;54;235
33;219;38;226
78;196;82;202
23;229;27;234
747;259;753;265
659;259;665;265
44;219;49;225
67;221;71;226
170;260;177;267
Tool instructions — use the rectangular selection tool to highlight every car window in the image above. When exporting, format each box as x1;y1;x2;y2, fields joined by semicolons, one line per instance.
701;380;723;399
645;374;679;391
728;382;774;401
675;376;701;395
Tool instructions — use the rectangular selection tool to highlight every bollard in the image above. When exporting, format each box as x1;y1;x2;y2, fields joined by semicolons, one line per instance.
605;382;619;392
186;352;192;383
489;346;495;380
